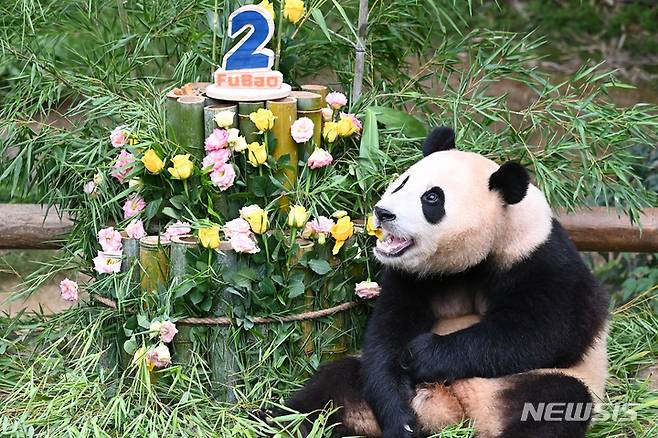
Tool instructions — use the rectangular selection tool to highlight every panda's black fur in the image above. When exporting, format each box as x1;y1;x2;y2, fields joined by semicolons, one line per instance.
263;128;610;438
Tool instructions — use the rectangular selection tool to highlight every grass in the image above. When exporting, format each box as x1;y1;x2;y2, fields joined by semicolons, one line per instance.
0;291;655;437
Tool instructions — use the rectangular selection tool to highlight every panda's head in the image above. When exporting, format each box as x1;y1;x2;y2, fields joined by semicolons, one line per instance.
373;127;553;275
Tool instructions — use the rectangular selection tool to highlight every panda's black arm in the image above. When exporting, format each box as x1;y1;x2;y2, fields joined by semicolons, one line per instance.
403;279;604;383
361;270;435;437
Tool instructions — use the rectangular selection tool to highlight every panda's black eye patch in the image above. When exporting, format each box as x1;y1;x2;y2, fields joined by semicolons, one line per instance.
391;175;409;194
421;186;445;224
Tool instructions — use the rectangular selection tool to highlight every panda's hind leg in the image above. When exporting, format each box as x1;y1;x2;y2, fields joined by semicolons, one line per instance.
453;372;593;438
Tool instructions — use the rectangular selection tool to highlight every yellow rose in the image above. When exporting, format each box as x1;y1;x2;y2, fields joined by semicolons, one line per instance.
199;226;221;249
332;210;348;219
249;108;276;132
336;114;357;137
330;215;354;255
366;214;383;240
247;142;267;166
323;121;339;143
167;154;194;180
240;205;269;234
213;110;235;129
284;0;305;24
287;205;309;228
141;149;164;174
132;346;154;371
257;0;274;18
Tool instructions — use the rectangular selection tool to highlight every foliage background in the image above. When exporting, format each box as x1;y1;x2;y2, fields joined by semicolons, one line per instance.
0;0;656;436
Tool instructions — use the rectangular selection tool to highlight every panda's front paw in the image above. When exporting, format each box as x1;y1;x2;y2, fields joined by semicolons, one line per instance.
403;333;450;384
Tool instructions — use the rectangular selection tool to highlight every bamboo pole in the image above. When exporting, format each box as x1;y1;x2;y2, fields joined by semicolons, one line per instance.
239;101;265;144
167;95;205;156
139;236;170;296
267;97;298;191
301;85;328;106
204;103;239;139
351;0;369;102
290;91;323;156
292;239;315;355
169;235;198;366
210;242;238;402
120;234;140;296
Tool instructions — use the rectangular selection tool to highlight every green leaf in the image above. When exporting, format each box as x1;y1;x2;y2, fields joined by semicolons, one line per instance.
189;290;204;305
137;314;151;329
123;337;138;355
311;8;332;41
145;198;163;220
368;106;427;138
161;206;180;219
288;279;305;299
308;258;331;275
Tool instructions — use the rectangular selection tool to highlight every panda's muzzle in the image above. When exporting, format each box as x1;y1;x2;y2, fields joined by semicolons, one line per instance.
375;231;415;257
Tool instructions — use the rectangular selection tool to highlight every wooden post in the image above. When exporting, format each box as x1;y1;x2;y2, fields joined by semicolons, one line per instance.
167;95;205;156
204;103;239;139
210;241;239;402
267;97;298;190
290;91;323;156
352;0;369;102
238;101;265;144
301;85;328;106
169;235;198;366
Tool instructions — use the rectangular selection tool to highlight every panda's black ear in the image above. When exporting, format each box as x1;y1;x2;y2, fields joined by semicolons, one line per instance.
489;162;530;205
423;127;455;157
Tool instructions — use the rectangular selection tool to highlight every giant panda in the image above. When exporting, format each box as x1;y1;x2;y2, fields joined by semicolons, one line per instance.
263;127;610;438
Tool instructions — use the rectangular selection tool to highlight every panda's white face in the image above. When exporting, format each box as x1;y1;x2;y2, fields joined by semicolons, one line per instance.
373;149;553;275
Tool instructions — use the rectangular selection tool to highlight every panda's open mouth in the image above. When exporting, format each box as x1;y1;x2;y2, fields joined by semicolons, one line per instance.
375;232;415;257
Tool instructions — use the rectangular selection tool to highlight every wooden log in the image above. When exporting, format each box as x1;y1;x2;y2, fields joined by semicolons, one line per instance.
267;97;298;190
167;95;205;156
556;207;658;253
290;91;323;155
203;103;239;139
0;204;73;249
238;101;265;144
2;205;658;253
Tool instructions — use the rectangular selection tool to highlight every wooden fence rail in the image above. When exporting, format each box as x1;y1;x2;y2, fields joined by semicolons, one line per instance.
0;204;657;252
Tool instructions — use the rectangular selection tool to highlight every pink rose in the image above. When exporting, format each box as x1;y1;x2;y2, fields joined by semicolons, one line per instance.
162;221;192;242
159;321;178;343
111;150;135;183
321;107;334;122
355;281;380;299
125;219;146;240
204;128;229;152
326;91;347;109
230;232;260;254
223;217;251;238
98;227;123;252
59;278;79;301
123;194;146;219
83;181;96;194
202;149;231;171
210;163;236;191
290;117;315;143
341;113;362;132
307;148;333;169
146;344;171;368
93;252;122;274
110;126;127;148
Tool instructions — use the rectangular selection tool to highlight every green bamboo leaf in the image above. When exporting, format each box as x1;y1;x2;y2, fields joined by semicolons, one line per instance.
310;8;332;42
368;106;427;138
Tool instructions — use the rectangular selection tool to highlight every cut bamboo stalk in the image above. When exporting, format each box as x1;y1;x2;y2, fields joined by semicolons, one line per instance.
320;255;348;361
204;103;239;139
352;0;369;102
210;242;238;402
291;91;323;155
120;234;140;294
267;97;298;190
168;95;205;157
139;236;170;296
301;85;328;106
239;101;265;144
292;238;315;355
169;235;198;366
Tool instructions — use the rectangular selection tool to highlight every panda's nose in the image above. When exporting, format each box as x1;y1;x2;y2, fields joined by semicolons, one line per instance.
374;206;396;223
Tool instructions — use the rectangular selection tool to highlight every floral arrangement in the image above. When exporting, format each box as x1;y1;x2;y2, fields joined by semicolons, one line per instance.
65;88;382;372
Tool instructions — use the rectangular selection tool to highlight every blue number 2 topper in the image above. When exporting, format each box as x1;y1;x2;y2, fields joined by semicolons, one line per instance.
222;5;275;71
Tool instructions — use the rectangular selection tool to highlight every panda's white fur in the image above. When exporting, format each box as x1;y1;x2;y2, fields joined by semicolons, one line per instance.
374;149;553;275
